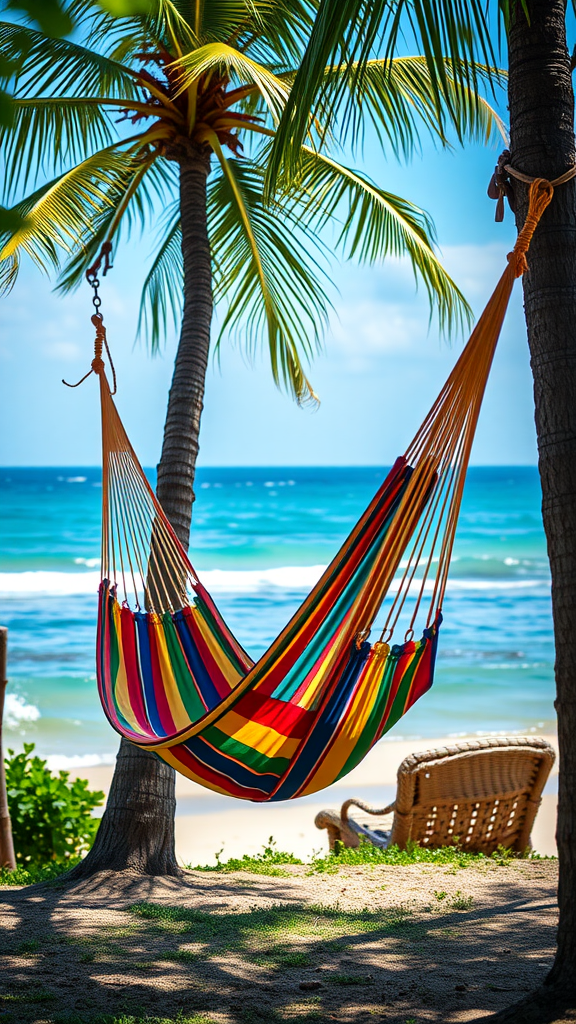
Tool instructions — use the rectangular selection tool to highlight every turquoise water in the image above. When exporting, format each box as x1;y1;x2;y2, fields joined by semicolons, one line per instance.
0;466;555;767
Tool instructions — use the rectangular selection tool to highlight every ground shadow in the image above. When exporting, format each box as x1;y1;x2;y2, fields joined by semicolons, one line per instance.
0;862;559;1024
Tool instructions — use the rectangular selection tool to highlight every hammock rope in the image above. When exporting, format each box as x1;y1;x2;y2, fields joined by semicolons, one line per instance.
75;179;552;802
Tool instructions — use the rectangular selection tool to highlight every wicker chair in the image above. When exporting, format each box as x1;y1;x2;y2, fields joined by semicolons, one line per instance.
315;736;555;855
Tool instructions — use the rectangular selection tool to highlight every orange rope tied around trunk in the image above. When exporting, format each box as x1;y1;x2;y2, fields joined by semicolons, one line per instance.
507;178;554;277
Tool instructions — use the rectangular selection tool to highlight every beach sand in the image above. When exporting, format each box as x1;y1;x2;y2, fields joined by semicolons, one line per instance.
75;733;559;866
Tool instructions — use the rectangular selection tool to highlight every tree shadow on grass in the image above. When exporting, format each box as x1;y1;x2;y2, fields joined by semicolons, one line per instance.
0;866;558;1024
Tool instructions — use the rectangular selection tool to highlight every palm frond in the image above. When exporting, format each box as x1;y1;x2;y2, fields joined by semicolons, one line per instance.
208;157;331;404
1;97;115;202
57;154;176;290
0;147;142;286
148;0;197;50
170;42;289;121
137;203;183;351
0;20;142;99
235;1;314;72
325;57;507;159
68;0;157;60
288;146;471;334
268;0;500;186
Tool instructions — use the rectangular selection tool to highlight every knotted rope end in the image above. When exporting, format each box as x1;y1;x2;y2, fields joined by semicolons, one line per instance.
63;311;116;394
508;177;555;278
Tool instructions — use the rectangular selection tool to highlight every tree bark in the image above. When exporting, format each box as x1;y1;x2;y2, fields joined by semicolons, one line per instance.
478;2;576;1018
67;739;179;877
156;149;213;547
71;148;213;879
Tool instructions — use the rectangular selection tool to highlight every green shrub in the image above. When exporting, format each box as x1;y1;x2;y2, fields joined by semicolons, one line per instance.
0;860;78;886
5;743;104;867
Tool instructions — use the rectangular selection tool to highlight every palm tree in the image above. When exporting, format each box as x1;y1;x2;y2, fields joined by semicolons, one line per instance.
273;1;576;1019
0;0;501;878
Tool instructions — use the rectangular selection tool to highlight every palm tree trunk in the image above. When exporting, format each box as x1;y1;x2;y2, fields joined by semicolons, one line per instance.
156;148;213;545
480;2;576;1018
70;147;213;879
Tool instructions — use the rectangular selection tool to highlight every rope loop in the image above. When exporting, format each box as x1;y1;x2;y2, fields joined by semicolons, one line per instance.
488;151;576;222
507;178;554;278
63;310;117;394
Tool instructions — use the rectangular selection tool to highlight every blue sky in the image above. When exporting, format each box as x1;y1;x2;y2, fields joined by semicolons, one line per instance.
0;85;538;468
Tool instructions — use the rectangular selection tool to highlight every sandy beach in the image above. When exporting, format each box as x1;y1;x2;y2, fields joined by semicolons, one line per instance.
73;733;559;866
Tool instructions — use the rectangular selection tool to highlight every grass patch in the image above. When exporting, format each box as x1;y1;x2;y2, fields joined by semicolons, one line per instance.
13;939;41;955
331;973;373;986
307;838;547;872
450;891;474;910
187;837;302;877
2;836;554;891
159;948;200;963
255;946;312;968
0;988;56;1004
129;900;416;967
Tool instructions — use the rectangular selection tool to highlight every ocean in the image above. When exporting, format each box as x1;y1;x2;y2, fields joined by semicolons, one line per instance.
0;466;555;770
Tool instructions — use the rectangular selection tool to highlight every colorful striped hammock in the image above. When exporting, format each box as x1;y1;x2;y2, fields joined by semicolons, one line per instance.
80;179;551;802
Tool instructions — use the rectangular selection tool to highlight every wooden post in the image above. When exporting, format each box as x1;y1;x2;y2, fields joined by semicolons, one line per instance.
0;627;16;871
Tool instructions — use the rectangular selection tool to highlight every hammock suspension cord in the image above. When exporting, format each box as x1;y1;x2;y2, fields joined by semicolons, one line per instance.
81;177;553;639
63;178;556;801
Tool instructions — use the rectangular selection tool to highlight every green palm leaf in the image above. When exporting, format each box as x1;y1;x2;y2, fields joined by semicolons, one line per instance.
0;147;141;283
56;155;176;291
288;147;471;333
268;0;500;185
0;21;142;99
208;158;331;404
1;97;116;202
326;57;507;159
170;42;290;120
137;204;182;350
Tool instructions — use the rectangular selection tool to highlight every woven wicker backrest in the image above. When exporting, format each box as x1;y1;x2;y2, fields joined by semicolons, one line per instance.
390;736;555;854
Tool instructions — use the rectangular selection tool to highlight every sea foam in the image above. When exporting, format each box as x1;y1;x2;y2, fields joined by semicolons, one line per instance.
0;566;550;597
4;693;41;729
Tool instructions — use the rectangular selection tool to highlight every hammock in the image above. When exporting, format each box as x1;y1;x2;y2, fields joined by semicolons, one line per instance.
81;179;551;802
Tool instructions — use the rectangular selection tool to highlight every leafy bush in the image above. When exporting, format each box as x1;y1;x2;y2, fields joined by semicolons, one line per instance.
5;743;104;867
0;860;79;886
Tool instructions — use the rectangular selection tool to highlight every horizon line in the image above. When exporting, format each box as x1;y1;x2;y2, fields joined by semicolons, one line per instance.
0;463;541;471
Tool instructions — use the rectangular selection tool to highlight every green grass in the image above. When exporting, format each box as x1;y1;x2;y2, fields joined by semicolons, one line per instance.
187;837;303;877
13;938;41;955
1;836;554;891
254;946;312;968
450;891;474;910
129;899;417;968
0;988;56;1004
184;836;552;878
158;948;200;963
307;839;545;872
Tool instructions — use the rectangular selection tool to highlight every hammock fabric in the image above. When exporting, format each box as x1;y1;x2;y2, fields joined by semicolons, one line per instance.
84;179;552;802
